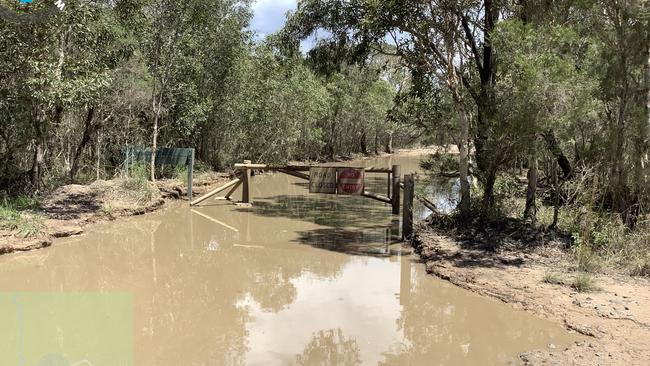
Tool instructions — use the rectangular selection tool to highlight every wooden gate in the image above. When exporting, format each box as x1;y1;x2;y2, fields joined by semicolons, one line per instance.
190;161;440;241
190;162;403;214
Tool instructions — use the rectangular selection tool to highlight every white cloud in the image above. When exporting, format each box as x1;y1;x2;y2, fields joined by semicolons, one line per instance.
250;0;297;35
249;0;319;52
251;0;296;12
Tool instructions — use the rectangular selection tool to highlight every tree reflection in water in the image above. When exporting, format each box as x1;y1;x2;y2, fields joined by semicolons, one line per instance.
295;329;361;366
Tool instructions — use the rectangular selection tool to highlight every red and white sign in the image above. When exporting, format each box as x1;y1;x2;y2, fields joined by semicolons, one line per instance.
337;168;364;195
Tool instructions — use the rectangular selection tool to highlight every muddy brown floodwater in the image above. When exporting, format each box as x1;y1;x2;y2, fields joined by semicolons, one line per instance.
0;154;579;366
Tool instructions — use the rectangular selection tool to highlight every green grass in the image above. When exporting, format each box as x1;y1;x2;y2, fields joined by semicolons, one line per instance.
174;166;189;185
117;162;155;204
574;240;602;273
128;162;150;182
571;272;596;292
0;195;44;238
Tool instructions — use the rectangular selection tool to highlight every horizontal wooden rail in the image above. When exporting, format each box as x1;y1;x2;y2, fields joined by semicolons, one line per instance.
363;191;391;204
209;161;402;210
234;163;269;169
278;169;310;180
234;163;392;174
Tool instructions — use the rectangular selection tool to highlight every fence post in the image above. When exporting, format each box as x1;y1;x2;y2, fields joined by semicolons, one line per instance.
188;149;194;206
402;174;414;240
242;160;251;204
387;171;392;198
391;165;401;215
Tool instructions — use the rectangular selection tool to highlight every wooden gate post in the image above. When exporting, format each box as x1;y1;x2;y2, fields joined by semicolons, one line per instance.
391;165;401;215
387;171;392;198
403;174;415;240
242;160;251;204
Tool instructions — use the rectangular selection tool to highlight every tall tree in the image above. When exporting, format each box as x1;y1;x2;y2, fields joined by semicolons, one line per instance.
284;0;508;217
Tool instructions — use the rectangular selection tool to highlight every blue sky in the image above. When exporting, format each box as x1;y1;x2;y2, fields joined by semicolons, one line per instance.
250;0;296;39
250;0;319;50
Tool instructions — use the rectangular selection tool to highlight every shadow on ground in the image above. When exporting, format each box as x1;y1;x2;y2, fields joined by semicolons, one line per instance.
235;194;393;229
41;190;103;220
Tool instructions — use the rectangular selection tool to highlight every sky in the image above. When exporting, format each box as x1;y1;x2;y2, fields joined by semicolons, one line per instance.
249;0;318;50
250;0;296;39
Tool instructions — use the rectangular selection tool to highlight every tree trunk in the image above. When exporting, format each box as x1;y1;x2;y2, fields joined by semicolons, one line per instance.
96;129;102;181
30;105;62;192
151;110;159;182
360;131;368;155
469;0;499;216
551;159;560;229
373;132;380;155
69;107;96;183
328;116;337;159
612;83;628;216
385;132;394;154
457;101;471;219
31;114;46;192
524;151;538;222
482;168;497;215
639;34;650;203
543;130;572;179
30;28;67;191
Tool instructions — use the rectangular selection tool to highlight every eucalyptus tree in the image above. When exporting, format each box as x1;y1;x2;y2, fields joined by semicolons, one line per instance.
137;0;251;180
216;45;330;165
590;0;650;219
492;19;598;221
283;0;507;217
0;0;131;188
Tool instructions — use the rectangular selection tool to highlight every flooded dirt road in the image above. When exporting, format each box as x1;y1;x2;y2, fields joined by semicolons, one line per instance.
0;154;578;365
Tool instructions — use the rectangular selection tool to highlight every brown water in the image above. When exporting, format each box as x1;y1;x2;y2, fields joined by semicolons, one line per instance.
0;155;577;366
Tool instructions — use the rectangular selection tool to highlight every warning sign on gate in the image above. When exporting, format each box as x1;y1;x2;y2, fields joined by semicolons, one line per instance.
309;167;338;194
337;168;365;195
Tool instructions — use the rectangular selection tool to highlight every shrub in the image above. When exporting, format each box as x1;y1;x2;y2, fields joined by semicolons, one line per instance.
571;272;596;292
573;235;602;273
127;162;150;182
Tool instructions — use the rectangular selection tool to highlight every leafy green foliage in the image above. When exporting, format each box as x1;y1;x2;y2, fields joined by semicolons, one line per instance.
1;0;648;278
0;0;402;192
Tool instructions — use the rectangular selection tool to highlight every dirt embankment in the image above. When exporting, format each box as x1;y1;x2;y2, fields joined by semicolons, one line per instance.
412;224;650;365
0;172;231;255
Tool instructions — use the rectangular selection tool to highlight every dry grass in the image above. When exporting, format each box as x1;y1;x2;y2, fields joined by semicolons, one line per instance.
499;188;650;277
90;178;156;208
543;272;565;285
571;272;597;292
